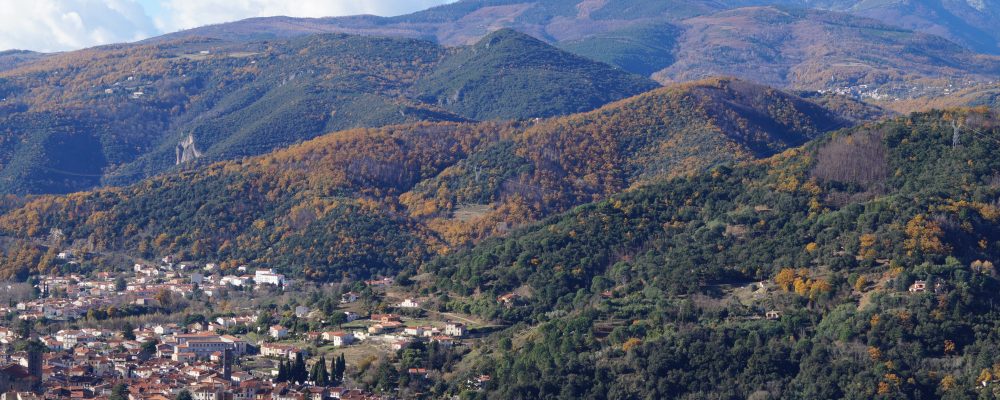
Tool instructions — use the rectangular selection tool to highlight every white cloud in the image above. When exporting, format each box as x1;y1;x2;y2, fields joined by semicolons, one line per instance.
156;0;457;33
0;0;158;52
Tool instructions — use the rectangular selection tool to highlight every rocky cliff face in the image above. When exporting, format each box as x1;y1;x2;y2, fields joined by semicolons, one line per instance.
175;134;202;165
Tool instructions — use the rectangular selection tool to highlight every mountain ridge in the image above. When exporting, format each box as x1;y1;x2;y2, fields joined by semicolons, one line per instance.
0;78;866;279
0;30;654;195
148;0;1000;56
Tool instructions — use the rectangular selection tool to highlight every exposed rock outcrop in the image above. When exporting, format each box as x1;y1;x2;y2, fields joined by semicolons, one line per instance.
176;133;202;164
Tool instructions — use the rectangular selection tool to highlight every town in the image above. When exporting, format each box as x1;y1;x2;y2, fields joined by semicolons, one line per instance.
0;252;493;400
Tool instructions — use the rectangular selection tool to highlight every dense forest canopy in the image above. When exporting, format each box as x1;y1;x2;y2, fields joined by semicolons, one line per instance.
416;108;1000;399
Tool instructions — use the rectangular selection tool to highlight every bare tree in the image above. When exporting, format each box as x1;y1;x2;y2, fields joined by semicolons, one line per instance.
811;129;889;190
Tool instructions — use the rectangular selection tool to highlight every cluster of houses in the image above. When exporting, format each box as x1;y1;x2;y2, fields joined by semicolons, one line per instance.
0;321;389;399
6;263;293;323
0;254;483;399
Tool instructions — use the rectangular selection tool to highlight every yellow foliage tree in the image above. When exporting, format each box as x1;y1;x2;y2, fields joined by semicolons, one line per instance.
793;278;810;296
944;340;956;355
854;275;868;292
775;268;796;291
809;279;832;299
940;375;956;391
979;368;994;386
904;214;950;256
622;338;643;352
858;233;877;259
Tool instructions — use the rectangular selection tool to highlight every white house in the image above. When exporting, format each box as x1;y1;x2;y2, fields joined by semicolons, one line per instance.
295;306;310;318
260;343;302;359
220;275;247;287
398;299;420;309
153;325;175;335
216;317;236;328
403;327;424;337
444;322;466;338
341;292;359;304
269;325;289;339
322;331;354;347
344;311;359;322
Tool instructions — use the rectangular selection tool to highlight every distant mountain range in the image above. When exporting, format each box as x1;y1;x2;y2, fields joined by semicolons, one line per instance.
647;7;999;89
157;0;1000;56
151;1;1000;107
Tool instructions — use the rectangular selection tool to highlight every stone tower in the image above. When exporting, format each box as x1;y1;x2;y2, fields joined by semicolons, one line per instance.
222;348;232;380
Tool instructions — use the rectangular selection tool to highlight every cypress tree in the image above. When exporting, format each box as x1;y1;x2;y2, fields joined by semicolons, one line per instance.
335;353;346;383
317;356;329;385
293;352;307;383
276;360;287;382
309;360;319;383
330;357;340;384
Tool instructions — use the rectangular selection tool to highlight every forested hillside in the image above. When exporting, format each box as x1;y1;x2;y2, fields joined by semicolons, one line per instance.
418;108;1000;398
0;50;45;72
412;29;657;120
402;78;854;244
0;31;654;194
0;78;856;280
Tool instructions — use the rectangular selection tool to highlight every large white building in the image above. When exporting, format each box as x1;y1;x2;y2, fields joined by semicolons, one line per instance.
172;333;247;360
254;269;286;286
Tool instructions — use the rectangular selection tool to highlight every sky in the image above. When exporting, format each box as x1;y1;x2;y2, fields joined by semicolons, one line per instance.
0;0;457;53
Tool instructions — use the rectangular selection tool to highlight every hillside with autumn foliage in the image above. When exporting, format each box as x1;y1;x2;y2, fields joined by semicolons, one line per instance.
418;108;1000;399
0;30;655;195
0;78;856;281
4;96;994;399
1;1;1000;398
